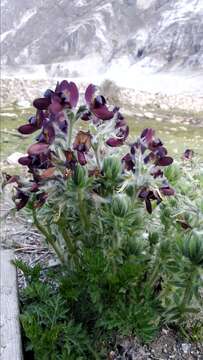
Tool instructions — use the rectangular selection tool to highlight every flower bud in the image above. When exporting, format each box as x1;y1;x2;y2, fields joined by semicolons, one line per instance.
181;232;203;266
102;156;121;180
112;194;130;218
72;164;88;188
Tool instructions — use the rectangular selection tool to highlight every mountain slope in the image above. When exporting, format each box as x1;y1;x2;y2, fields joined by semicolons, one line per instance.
1;0;203;74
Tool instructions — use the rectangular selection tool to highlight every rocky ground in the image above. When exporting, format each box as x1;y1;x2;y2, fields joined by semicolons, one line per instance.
1;78;203;113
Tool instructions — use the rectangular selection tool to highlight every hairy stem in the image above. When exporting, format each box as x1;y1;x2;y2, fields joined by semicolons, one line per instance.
32;209;65;264
60;227;80;269
94;146;101;170
147;260;160;290
181;266;196;308
78;189;90;231
67;118;73;148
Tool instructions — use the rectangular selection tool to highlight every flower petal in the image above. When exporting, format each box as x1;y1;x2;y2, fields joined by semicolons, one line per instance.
28;143;49;156
156;156;173;166
49;95;63;113
122;153;135;171
69;82;79;108
141;128;155;145
160;186;175;196
77;151;87;165
33;97;51;110
18;124;38;134
183;149;194;160
73;131;92;151
57;80;69;92
18;156;32;166
81;111;92;121
106;138;124;147
15;190;29;210
85;84;97;104
145;198;152;214
92;105;114;120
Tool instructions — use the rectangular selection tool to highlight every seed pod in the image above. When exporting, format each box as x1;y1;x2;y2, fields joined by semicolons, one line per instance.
102;156;121;180
112;194;130;218
72;164;88;188
181;232;203;266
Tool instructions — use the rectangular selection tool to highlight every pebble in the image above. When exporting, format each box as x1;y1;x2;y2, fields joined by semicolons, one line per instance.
181;343;191;353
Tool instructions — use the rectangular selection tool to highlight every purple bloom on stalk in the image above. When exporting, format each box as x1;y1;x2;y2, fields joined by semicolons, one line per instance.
106;112;129;147
18;110;46;135
14;189;30;210
159;184;175;196
138;187;162;214
182;149;194;160
73;131;92;165
33;81;79;112
18;152;52;170
122;153;135;171
82;84;115;121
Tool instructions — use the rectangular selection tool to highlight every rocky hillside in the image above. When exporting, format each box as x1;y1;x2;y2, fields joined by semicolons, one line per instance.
1;0;203;76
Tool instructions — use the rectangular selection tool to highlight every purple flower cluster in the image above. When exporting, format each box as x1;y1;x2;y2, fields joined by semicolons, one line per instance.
5;81;176;214
122;128;175;213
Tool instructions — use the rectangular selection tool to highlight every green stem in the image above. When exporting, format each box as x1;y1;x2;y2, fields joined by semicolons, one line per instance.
67;118;73;148
60;227;80;269
78;189;90;230
32;209;65;264
94;146;101;170
147;260;160;290
181;266;196;308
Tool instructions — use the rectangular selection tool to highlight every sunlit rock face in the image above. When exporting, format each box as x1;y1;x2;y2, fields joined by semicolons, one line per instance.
1;0;203;73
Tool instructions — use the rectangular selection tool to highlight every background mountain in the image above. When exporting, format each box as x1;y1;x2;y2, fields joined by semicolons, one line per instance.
1;0;203;78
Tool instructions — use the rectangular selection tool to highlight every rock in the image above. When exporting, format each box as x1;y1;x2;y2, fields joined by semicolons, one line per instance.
6;152;25;165
17;100;31;108
144;111;154;119
160;104;170;111
181;343;191;354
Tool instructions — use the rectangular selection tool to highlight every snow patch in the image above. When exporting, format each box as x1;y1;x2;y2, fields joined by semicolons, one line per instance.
161;0;203;27
136;0;156;10
0;8;37;43
74;0;88;6
15;8;37;30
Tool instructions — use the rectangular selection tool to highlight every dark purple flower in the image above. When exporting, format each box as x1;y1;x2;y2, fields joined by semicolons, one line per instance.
28;143;50;156
156;156;173;167
18;110;46;135
14;189;30;210
73;131;92;165
106;113;129;147
33;97;51;110
138;187;162;214
64;150;77;170
122;153;135;171
159;184;175;196
83;84;115;121
55;80;79;108
33;81;79;113
182;149;194;160
18;156;32;166
176;220;192;230
141;128;155;146
34;192;48;208
150;166;164;178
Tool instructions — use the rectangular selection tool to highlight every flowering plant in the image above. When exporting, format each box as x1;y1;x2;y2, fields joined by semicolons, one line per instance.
5;81;203;357
4;81;175;264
